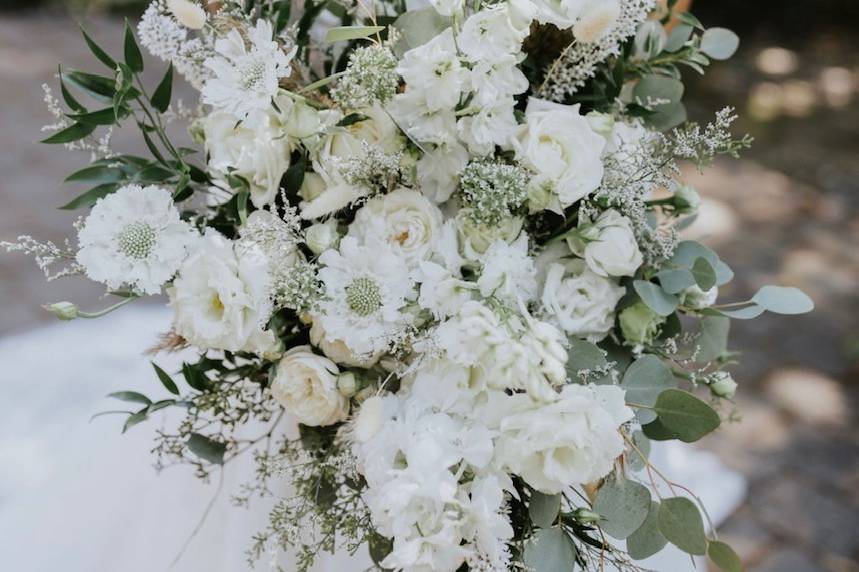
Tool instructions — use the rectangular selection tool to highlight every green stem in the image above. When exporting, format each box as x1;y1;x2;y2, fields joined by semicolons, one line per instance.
78;296;138;319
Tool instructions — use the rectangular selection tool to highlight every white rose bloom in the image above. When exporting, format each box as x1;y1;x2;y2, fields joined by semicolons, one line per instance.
579;209;643;277
309;319;382;368
416;141;470;203
457;211;524;255
478;235;538;304
397;29;467;112
573;0;622;43
494;384;633;494
168;230;276;353
348;188;444;263
513;98;607;209
270;346;349;426
76;185;197;295
542;259;625;342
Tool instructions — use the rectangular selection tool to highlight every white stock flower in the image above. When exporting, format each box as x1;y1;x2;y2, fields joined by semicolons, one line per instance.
494;384;633;494
579;209;643;277
457;100;520;155
317;237;415;356
166;0;207;30
202;20;296;119
541;259;625;342
270;345;349;426
348;188;444;263
478;235;538;304
513;98;607;209
397;29;467;112
168;230;276;353
76;185;196;295
459;5;529;61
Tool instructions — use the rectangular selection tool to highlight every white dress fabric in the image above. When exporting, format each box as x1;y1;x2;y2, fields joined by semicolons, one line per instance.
0;307;745;571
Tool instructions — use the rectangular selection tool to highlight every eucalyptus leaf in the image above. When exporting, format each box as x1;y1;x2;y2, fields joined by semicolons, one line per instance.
566;338;608;378
324;25;385;43
691;257;717;291
368;532;394;566
750;285;814;315
653;389;720;443
633;75;684;107
622;355;677;424
697;316;730;362
658;497;707;555
186;433;226;464
627;501;668;560
671;241;733;286
641;417;677;441
717;305;766;320
657;268;695;294
593;475;651;540
664;24;693;52
529;491;562;529
647;101;688;131
523;527;577;571
708;540;744;572
633;280;678;317
700;28;740;60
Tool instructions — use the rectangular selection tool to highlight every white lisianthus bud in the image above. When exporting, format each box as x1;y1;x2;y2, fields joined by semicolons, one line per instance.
44;301;79;321
337;372;359;397
353;395;385;443
586;111;616;137
305;221;340;255
167;0;208;30
709;371;738;398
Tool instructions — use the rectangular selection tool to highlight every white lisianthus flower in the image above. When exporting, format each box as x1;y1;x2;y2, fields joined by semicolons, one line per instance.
168;229;276;353
202;20;297;120
269;346;349;426
494;384;633;494
573;0;622;43
478;235;538;304
76;185;197;295
416;142;470;203
397;29;467;112
542;259;625;342
512;98;607;209
577;209;644;277
317;237;416;356
348;188;444;263
166;0;207;30
202;111;290;207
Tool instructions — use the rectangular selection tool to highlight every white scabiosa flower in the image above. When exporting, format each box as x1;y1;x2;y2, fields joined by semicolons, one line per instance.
202;20;297;120
269;346;350;426
166;0;207;30
76;185;196;295
168;229;276;353
316;237;416;356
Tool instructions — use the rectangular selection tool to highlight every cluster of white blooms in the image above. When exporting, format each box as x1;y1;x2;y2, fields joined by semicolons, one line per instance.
138;0;214;89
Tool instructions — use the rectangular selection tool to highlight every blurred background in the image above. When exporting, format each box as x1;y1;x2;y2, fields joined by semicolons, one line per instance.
0;1;856;571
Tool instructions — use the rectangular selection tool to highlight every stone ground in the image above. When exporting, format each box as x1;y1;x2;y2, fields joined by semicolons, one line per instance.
0;10;857;572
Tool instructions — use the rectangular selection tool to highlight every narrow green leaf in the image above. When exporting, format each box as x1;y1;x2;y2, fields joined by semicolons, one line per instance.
237;188;250;225
182;362;208;391
62;70;116;103
67;107;118;126
151;63;174;114
64;165;124;185
627;501;668;560
152;362;180;396
58;66;86;113
529;491;561;529
708;540;744;572
653;389;721;443
368;532;393;567
336;112;369;127
41;122;96;144
523;527;577;572
282;153;307;193
107;391;152;405
634;280;679;317
124;19;144;73
324;25;385;43
122;410;148;433
148;399;176;413
80;26;117;70
593;475;651;540
298;71;344;94
59;183;119;210
187;433;226;464
658;497;708;555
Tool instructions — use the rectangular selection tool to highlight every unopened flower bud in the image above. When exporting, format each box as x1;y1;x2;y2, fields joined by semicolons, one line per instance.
709;371;738;398
337;372;359;397
44;301;79;321
673;185;701;215
572;508;601;524
305;221;339;255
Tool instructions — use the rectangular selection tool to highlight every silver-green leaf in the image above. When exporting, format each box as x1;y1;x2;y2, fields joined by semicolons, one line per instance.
653;389;721;443
658;497;708;555
634;280;679;317
593;475;651;540
700;28;740;60
529;491;562;529
627;501;668;560
623;355;677;424
523;527;577;572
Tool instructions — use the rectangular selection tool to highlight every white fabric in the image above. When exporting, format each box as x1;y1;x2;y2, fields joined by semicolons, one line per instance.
0;307;745;571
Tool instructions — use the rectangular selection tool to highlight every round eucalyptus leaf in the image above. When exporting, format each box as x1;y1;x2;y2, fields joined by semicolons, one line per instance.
627;501;668;560
633;280;679;317
658;497;708;555
653;389;721;443
530;491;562;529
697;316;730;363
708;540;744;572
750;285;814;315
622;355;677;424
392;8;451;56
593;475;651;540
700;28;740;60
523;527;577;572
691;257;717;291
633;75;684;107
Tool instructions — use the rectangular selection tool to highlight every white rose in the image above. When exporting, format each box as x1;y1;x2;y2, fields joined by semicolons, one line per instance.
309;319;381;368
494;385;633;494
457;210;523;254
576;209;643;277
513;98;607;209
273;93;321;142
270;346;349;426
305;220;340;255
348;188;444;263
542;259;625;342
530;0;585;29
168;230;276;353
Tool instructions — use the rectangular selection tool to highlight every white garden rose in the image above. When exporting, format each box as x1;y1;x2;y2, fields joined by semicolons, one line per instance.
512;98;607;210
494;384;633;494
348;188;444;263
270;346;350;426
542;259;625;342
309;319;382;368
168;230;276;353
575;209;643;277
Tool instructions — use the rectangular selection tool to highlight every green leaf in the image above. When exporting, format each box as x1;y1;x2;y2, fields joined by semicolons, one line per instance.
368;532;394;567
107;391;152;405
593;475;651;540
124;19;144;73
633;280;679;317
658;497;707;555
717;305;766;320
67;107;119;126
64;165;124;185
664;24;693;52
152;362;180;396
750;285;814;315
697;316;730;362
148;399;176;413
708;540;744;572
237;188;250;225
678;12;704;30
298;72;344;94
41;122;96;144
59;183;119;210
151;63;174;113
80;26;117;70
653;389;721;443
282;153;307;193
133;164;175;183
656;268;695;294
691;257;717;291
392;7;452;57
59;66;86;113
633;75;684;107
566;337;608;379
700;28;740;60
642;416;677;441
523;527;577;571
627;501;668;560
647;101;688;131
62;70;116;103
337;112;369;127
529;491;561;529
186;433;226;465
324;25;385;43
627;430;651;472
122;410;148;433
671;241;733;286
182;362;208;391
622;355;677;424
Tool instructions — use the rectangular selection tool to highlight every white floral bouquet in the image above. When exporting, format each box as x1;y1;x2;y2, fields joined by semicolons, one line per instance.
5;0;815;570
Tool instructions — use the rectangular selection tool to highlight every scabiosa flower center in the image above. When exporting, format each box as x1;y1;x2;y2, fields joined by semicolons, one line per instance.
117;221;157;259
240;59;267;91
346;276;382;317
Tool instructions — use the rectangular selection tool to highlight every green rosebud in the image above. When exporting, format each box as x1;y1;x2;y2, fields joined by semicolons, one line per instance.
708;371;738;398
619;301;665;345
43;301;80;321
